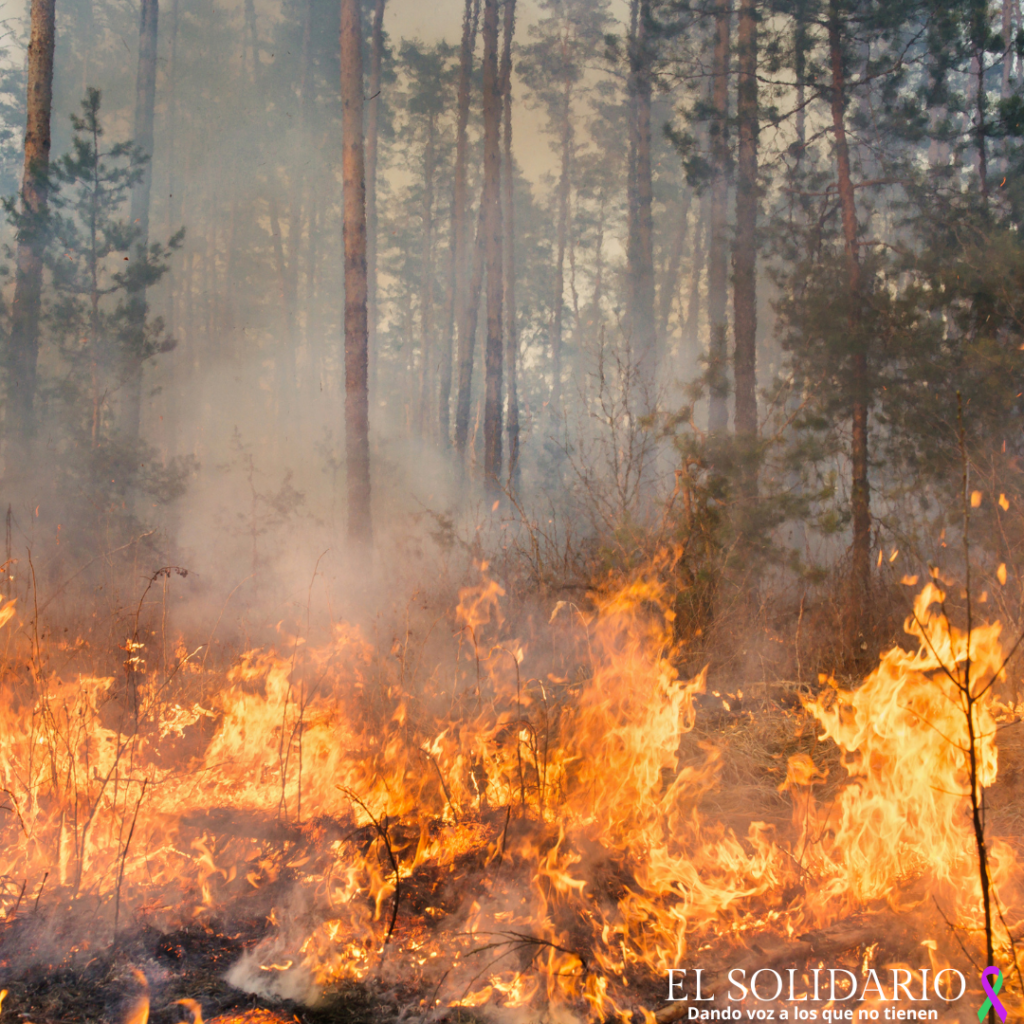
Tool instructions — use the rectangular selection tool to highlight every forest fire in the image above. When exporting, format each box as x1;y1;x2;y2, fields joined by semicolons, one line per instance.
0;566;1020;1022
2;0;1024;1015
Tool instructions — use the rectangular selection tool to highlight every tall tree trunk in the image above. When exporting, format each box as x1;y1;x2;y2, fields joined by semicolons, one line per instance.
550;61;571;417
1003;0;1016;97
366;0;386;406
164;0;180;459
245;0;296;402
627;0;657;399
222;198;238;358
440;0;480;447
828;6;869;625
123;0;159;445
975;47;988;205
307;196;322;379
418;112;437;436
794;0;809;158
733;0;758;443
482;0;503;491
268;193;297;391
707;0;731;433
290;0;314;373
657;194;691;347
455;193;487;457
6;0;56;474
590;190;606;327
341;0;372;542
683;198;707;347
501;0;519;487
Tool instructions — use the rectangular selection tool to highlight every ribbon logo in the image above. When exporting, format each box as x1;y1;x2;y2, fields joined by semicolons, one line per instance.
978;966;1007;1023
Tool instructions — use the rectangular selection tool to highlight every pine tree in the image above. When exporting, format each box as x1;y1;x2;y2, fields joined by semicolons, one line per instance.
626;0;657;399
501;0;521;488
366;0;387;407
5;0;55;478
441;0;480;448
33;90;182;547
482;0;504;491
396;40;456;437
519;0;611;417
341;0;372;543
732;0;758;446
707;0;731;433
122;0;159;445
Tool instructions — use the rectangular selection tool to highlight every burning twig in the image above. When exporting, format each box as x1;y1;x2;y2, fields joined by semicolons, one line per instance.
496;930;588;973
0;789;26;835
992;884;1024;1003
931;893;981;972
113;777;149;941
9;879;25;919
453;930;588;1006
499;644;528;811
427;969;450;1011
419;746;459;823
957;397;1002;1020
163;644;206;688
27;550;40;682
491;804;511;868
32;871;47;913
127;566;190;691
338;788;401;959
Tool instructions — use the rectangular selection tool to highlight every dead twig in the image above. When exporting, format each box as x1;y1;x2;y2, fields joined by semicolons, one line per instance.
931;893;981;972
33;871;48;913
339;788;401;962
419;748;459;824
113;777;148;941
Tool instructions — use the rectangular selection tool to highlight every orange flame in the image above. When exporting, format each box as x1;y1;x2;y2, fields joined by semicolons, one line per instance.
0;567;1019;1018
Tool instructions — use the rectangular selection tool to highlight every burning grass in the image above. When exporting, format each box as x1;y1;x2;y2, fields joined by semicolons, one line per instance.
0;557;1022;1023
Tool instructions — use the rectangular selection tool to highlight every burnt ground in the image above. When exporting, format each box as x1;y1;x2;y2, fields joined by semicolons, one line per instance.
0;918;386;1024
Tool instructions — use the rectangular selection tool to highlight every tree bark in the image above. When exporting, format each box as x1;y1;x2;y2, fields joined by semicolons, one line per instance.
657;194;691;348
828;6;869;624
164;0;181;459
707;0;731;433
455;192;487;457
307;196;322;377
975;47;988;205
245;0;297;403
268;192;297;391
366;0;386;406
683;197;707;348
291;0;314;369
1003;0;1016;98
501;0;519;488
627;0;657;400
6;0;56;472
482;0;504;491
733;0;757;442
341;0;372;542
418;112;437;436
123;0;159;445
590;190;606;327
794;0;809;158
440;0;480;447
550;59;571;417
